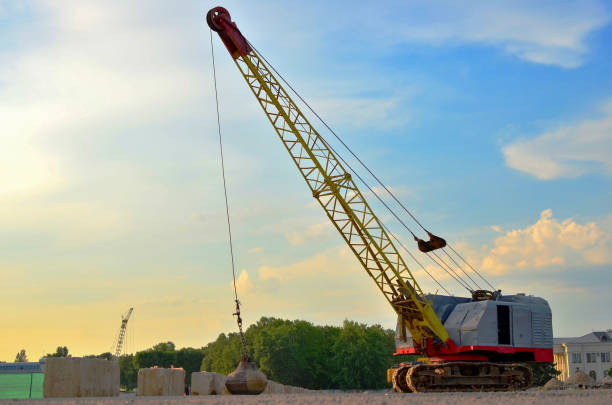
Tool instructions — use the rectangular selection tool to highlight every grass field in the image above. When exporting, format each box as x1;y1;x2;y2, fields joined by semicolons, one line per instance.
0;374;44;399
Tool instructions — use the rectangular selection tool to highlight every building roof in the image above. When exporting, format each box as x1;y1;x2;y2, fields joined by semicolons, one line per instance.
554;330;612;345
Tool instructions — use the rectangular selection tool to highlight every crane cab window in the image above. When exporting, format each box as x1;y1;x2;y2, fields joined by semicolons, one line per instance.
497;305;510;345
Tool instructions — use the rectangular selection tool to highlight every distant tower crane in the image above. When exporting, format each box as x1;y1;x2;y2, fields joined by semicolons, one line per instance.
113;307;133;358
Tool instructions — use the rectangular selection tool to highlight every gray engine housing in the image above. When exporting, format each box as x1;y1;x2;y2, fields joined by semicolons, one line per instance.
396;293;553;350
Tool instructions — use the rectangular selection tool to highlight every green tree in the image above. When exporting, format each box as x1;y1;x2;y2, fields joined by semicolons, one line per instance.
199;316;398;390
118;354;137;391
200;333;242;375
608;368;612;377
529;362;561;386
176;347;205;385
14;349;28;362
153;342;175;351
134;341;204;385
45;346;69;358
85;352;113;361
134;348;176;369
330;320;395;389
247;318;330;389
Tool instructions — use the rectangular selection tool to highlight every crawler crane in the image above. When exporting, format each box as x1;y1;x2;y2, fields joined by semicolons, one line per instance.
206;7;553;392
113;307;133;358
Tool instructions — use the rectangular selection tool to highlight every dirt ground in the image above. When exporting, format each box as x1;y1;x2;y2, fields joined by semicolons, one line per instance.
2;389;612;405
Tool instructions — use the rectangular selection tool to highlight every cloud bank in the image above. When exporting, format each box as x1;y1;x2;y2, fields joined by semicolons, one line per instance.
383;0;610;68
482;209;612;274
503;100;612;179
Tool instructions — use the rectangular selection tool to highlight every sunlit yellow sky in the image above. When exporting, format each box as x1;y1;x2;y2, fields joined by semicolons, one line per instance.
2;0;612;362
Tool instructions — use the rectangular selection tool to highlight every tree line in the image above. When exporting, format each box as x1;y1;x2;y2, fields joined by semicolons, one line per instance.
200;317;403;389
32;317;404;390
11;316;564;390
120;317;401;390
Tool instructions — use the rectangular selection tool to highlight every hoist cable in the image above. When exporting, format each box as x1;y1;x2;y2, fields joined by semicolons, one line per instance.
429;251;475;292
379;222;453;296
210;30;248;359
247;41;496;292
442;248;482;290
447;245;497;291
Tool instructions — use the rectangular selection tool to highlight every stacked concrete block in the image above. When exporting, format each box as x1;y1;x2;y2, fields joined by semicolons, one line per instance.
191;371;229;395
137;367;185;396
43;357;119;398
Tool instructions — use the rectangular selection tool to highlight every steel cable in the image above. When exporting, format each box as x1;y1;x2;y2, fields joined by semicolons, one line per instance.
210;30;248;359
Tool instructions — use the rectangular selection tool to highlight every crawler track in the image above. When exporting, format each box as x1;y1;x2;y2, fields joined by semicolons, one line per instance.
392;362;532;393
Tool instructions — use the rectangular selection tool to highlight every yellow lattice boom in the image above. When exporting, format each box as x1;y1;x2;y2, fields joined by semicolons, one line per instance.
207;7;449;352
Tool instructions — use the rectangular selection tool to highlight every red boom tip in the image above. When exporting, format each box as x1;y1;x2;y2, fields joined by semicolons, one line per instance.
206;7;231;32
206;6;252;59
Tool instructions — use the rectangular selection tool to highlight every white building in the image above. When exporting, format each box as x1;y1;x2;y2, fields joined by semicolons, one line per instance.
553;330;612;383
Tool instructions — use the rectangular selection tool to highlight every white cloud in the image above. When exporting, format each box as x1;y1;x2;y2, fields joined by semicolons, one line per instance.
233;269;254;296
258;247;353;282
503;100;612;179
285;222;333;246
381;0;610;68
310;96;410;129
247;246;395;326
481;209;612;274
0;1;206;140
0;136;64;196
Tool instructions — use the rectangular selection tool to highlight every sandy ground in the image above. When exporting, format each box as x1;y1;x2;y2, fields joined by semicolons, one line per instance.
2;390;612;405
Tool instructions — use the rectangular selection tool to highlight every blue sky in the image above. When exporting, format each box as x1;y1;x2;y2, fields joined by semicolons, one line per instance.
0;0;611;360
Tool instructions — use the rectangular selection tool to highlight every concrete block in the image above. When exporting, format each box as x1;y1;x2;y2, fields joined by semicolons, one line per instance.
43;357;119;398
213;372;230;395
191;372;215;395
191;371;229;395
137;367;185;396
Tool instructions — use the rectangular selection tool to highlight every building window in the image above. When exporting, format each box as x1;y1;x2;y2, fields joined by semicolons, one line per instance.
601;352;611;363
572;353;582;363
587;353;598;363
589;370;597;381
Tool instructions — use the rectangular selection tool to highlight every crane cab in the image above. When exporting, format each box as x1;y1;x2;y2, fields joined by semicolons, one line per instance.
395;293;553;362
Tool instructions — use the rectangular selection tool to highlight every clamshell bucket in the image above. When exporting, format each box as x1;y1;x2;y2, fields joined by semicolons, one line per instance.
415;232;446;253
